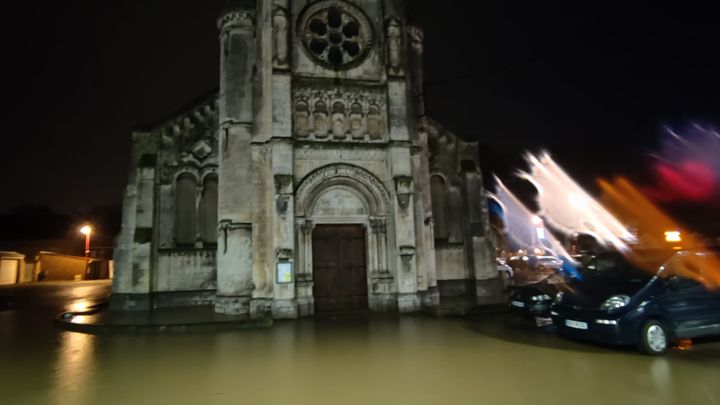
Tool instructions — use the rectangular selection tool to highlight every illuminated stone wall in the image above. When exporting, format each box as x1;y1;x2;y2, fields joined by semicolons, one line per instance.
112;0;501;317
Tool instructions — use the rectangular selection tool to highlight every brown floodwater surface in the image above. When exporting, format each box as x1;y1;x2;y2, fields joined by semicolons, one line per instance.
1;281;719;405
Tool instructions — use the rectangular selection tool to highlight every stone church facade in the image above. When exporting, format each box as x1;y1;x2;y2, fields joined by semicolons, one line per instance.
112;0;502;319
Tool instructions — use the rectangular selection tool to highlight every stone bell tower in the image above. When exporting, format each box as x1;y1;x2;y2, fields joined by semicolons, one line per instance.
213;0;436;317
210;0;500;318
215;3;258;315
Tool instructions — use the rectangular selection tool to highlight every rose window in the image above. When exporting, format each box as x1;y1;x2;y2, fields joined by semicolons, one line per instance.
300;2;373;70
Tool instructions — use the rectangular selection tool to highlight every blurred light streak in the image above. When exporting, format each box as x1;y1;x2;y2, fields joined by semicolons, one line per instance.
490;177;578;274
598;176;720;289
518;152;635;252
644;123;720;203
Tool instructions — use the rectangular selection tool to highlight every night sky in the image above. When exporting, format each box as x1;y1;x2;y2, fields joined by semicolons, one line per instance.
2;1;719;230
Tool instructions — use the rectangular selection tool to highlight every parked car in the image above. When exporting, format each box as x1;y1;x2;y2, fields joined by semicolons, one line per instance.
509;277;559;318
551;250;720;355
507;255;568;318
496;258;514;290
508;255;563;283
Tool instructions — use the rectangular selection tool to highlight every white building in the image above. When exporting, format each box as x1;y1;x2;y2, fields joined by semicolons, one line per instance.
112;0;502;319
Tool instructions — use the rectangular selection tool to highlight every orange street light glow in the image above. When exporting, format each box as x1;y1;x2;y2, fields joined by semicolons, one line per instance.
664;231;682;243
598;176;720;290
79;225;92;257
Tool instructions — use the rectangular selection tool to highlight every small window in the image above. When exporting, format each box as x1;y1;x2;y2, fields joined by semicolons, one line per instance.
199;174;218;244
431;175;448;240
175;173;198;245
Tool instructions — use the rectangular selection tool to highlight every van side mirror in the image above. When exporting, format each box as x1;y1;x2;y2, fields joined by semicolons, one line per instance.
667;276;682;290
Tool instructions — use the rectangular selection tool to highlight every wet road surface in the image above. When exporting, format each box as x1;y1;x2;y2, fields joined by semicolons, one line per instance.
1;282;719;405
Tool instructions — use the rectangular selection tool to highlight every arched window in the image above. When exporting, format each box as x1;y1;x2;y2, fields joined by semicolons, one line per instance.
447;185;464;243
199;174;218;244
175;173;198;245
430;175;448;240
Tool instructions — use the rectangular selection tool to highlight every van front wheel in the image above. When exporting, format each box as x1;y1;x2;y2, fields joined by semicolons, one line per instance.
639;320;669;355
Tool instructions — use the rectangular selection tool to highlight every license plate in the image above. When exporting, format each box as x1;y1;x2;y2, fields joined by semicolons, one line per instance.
511;300;525;308
565;319;588;330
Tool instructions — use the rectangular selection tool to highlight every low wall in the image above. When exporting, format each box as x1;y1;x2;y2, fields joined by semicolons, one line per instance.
37;252;111;281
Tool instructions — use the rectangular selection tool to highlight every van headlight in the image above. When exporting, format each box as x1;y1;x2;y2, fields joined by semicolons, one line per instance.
600;295;630;311
554;292;564;304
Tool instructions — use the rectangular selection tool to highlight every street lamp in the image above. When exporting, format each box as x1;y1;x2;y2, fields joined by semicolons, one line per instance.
80;225;92;257
664;231;682;243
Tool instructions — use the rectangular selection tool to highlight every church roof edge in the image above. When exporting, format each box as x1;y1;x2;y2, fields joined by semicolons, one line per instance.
221;0;256;13
132;86;219;132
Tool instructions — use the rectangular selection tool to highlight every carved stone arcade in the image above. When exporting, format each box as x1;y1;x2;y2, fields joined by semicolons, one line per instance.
293;87;386;142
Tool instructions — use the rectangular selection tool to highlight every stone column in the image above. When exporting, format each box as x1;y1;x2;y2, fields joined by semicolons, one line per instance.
295;219;314;316
193;182;203;248
270;170;297;319
215;8;256;315
391;150;420;312
407;23;437;311
300;220;314;279
369;217;395;311
366;226;378;275
372;217;389;273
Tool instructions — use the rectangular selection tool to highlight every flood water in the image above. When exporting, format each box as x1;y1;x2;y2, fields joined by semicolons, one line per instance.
1;282;719;405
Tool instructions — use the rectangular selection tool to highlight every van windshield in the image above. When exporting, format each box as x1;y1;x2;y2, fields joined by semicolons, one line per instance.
656;251;719;282
585;252;655;283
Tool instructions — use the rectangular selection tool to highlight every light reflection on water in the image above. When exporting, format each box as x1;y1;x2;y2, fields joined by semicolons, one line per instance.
68;300;92;313
5;281;720;404
8;314;718;405
52;331;96;405
649;358;673;398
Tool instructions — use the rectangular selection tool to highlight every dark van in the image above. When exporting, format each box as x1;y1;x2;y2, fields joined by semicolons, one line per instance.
551;250;720;355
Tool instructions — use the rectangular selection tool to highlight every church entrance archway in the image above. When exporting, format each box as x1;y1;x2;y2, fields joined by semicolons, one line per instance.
294;164;395;315
312;224;368;312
